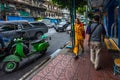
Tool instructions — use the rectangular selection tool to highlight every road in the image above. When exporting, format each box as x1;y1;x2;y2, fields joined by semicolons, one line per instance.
0;28;70;80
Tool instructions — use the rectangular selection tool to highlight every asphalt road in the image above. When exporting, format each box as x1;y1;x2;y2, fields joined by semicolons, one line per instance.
0;28;70;80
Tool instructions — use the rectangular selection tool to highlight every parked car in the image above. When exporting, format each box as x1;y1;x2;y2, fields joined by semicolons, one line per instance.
49;18;61;25
54;21;70;32
66;24;71;34
30;21;48;38
66;24;72;37
0;20;45;40
41;19;55;28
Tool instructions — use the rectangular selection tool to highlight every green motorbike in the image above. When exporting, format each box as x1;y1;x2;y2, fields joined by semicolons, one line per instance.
2;32;50;73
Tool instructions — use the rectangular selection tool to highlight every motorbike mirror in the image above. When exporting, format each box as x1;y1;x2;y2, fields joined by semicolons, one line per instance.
41;35;47;39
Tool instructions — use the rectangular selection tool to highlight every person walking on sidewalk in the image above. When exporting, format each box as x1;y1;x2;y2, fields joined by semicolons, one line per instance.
86;15;106;70
73;18;85;58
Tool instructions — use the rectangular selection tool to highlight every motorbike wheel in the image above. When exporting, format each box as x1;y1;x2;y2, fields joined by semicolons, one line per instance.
3;61;19;73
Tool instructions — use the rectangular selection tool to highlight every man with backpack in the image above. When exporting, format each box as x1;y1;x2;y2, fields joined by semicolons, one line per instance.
86;15;106;70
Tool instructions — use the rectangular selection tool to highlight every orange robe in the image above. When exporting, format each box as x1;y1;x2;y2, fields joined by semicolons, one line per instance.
73;22;85;55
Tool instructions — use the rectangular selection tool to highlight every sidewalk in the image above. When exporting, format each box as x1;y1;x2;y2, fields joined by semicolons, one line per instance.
24;40;120;80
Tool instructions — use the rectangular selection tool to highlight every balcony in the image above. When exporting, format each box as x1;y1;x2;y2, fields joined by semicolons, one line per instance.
5;0;46;10
13;0;30;4
47;7;61;13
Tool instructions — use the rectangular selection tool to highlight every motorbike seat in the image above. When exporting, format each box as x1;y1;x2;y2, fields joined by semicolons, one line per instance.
31;39;44;45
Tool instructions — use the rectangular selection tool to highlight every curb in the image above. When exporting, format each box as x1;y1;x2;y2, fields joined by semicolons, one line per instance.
19;49;62;80
19;41;71;80
60;41;71;49
19;57;50;80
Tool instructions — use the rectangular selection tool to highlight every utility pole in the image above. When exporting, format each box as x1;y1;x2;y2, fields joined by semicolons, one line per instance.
63;0;76;49
70;0;75;48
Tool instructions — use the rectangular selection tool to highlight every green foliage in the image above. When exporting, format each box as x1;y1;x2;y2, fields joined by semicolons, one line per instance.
76;5;86;14
35;17;43;21
51;0;70;8
51;0;87;9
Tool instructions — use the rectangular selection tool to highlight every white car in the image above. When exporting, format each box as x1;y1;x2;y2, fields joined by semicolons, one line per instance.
54;21;69;32
66;24;71;34
41;19;55;28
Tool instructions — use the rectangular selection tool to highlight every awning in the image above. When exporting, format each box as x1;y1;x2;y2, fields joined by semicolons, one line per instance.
90;0;103;8
87;0;118;12
102;0;114;11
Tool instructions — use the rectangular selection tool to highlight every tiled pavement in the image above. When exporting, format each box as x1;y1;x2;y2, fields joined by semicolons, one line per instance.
31;41;120;80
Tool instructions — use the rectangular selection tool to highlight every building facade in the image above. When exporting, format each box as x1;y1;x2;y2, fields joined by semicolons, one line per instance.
0;0;64;20
43;0;63;18
0;0;47;20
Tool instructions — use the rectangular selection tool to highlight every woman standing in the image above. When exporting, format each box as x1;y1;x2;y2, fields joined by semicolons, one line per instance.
73;18;85;58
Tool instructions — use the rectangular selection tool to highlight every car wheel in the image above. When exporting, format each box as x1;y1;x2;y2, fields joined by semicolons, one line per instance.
35;32;43;39
3;61;19;73
54;27;56;30
64;28;66;32
56;29;59;32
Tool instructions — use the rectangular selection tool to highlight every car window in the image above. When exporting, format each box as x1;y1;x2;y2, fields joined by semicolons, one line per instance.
31;22;46;27
1;24;18;31
42;20;51;25
31;23;39;26
22;22;32;29
59;22;66;25
40;23;46;27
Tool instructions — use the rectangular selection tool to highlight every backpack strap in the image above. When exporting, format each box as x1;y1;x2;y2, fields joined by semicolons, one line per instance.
90;23;99;35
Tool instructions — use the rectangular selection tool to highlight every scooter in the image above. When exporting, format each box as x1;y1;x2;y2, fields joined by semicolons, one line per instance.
2;31;50;73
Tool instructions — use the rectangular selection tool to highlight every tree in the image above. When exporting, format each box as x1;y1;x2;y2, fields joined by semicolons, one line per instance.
76;5;86;15
51;0;87;14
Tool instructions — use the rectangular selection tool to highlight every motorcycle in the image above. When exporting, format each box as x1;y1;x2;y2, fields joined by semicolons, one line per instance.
2;31;50;73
